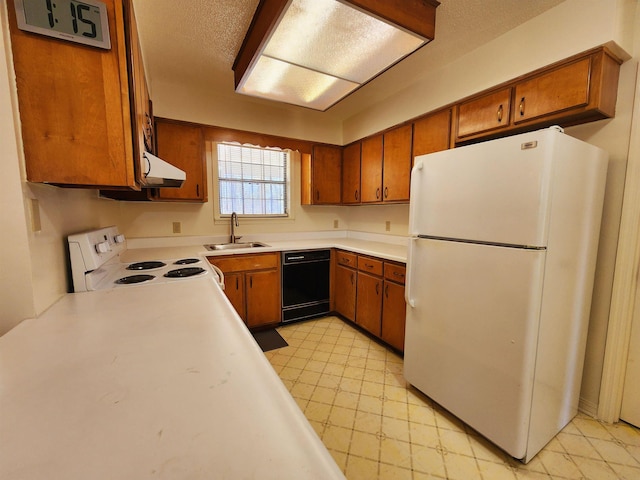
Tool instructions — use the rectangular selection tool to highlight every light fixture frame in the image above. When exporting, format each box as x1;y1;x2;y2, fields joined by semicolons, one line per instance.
232;0;440;111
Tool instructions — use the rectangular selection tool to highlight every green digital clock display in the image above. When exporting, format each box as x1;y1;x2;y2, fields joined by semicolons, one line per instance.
15;0;111;50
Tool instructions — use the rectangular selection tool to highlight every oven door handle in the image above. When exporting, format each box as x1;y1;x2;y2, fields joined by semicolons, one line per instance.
210;264;225;291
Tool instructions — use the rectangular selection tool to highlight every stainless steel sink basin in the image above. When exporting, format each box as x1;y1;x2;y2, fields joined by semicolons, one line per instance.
204;242;270;251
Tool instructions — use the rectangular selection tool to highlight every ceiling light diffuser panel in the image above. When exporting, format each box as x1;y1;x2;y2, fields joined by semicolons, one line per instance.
234;0;438;110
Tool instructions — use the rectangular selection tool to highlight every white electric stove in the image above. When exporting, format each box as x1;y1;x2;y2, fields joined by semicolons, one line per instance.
68;226;223;292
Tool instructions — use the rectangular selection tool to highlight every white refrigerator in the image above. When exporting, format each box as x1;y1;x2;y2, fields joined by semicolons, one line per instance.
404;126;608;463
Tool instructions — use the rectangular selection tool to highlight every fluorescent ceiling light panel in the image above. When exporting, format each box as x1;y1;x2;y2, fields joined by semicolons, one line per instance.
234;0;437;111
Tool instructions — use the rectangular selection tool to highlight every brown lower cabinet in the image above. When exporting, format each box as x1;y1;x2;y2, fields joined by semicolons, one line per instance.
334;249;407;352
207;253;281;329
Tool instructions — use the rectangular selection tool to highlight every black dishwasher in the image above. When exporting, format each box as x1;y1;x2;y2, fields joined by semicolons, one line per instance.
281;249;331;323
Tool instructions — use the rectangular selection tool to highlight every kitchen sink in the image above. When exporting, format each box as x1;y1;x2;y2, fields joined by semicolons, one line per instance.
204;242;270;251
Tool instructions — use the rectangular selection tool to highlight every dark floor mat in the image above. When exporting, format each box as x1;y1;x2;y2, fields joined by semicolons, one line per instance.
252;329;288;352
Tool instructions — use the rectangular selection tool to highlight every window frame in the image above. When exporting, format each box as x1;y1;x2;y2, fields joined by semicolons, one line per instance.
212;141;292;220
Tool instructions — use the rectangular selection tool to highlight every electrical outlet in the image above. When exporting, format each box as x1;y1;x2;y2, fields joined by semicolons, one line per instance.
385;220;391;232
333;219;339;229
172;222;181;234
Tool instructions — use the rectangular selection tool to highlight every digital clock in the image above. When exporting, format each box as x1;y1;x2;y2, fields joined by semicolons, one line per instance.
14;0;111;50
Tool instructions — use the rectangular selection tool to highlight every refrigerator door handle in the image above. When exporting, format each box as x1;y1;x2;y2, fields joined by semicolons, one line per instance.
408;161;424;237
405;237;418;308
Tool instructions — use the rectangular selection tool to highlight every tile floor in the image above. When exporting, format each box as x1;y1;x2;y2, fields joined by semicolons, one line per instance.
264;316;640;480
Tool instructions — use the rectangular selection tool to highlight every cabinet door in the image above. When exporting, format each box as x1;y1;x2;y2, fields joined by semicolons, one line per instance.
342;142;361;204
456;87;512;140
154;120;207;201
381;281;406;352
382;125;413;202
335;265;357;322
356;272;382;336
246;269;281;328
8;0;136;188
224;273;246;321
361;135;384;203
513;57;590;125
312;145;342;204
413;109;452;157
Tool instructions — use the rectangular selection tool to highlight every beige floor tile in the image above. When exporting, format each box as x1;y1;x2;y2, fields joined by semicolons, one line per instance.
411;445;447;476
349;430;381;461
378;462;413;479
323;424;353;453
441;452;481;480
265;317;640;480
345;455;379;480
379;437;412;469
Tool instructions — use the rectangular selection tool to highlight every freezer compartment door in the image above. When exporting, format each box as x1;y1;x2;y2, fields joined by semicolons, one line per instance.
404;237;545;459
409;129;558;247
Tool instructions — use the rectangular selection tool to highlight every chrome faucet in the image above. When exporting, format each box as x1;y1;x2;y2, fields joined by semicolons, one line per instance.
230;212;241;243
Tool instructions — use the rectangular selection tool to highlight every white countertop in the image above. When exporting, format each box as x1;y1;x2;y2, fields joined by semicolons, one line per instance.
120;236;409;264
0;277;345;479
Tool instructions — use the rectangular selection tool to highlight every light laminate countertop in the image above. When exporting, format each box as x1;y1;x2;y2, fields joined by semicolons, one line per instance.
0;276;345;479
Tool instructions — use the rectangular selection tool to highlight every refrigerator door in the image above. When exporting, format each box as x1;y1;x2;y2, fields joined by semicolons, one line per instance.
409;128;560;247
404;237;545;459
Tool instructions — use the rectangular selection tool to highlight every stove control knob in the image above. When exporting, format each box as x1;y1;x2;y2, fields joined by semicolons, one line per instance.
95;241;110;254
113;234;125;244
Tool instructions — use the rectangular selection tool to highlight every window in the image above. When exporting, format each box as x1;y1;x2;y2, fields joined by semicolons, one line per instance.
217;143;289;216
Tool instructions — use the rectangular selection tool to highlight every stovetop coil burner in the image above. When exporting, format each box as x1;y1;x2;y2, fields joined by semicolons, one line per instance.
127;261;167;271
164;267;206;278
115;274;155;285
174;258;200;265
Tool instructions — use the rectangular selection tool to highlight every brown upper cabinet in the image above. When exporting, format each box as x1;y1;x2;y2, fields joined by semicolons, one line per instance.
342;142;362;205
8;0;152;189
304;145;342;205
360;125;413;204
361;134;384;203
454;47;621;144
382;125;413;202
456;88;512;140
412;108;453;157
153;119;207;202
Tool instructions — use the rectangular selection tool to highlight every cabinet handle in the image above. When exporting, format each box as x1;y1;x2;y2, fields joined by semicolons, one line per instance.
385;284;389;298
249;276;253;288
316;190;320;201
350;273;354;285
236;277;239;290
497;104;503;123
355;190;359;201
376;187;381;199
376;282;380;295
519;97;525;117
196;184;199;197
365;263;374;269
384;186;388;199
393;272;405;278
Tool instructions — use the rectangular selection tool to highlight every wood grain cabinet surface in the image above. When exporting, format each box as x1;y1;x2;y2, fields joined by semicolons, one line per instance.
8;0;150;189
333;249;407;352
342;142;362;205
303;145;342;205
454;47;621;144
207;253;281;329
153;119;207;202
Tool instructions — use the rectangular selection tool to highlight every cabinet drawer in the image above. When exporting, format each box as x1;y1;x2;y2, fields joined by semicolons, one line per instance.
384;262;406;285
358;256;383;276
336;250;357;268
207;252;279;273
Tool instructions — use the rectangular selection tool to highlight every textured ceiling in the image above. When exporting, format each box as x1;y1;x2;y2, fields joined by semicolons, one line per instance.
132;0;566;120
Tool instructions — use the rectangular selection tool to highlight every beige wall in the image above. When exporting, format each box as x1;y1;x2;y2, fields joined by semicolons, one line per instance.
2;0;639;418
0;2;120;335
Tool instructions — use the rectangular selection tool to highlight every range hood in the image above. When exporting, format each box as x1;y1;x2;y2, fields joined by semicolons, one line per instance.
140;151;186;188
